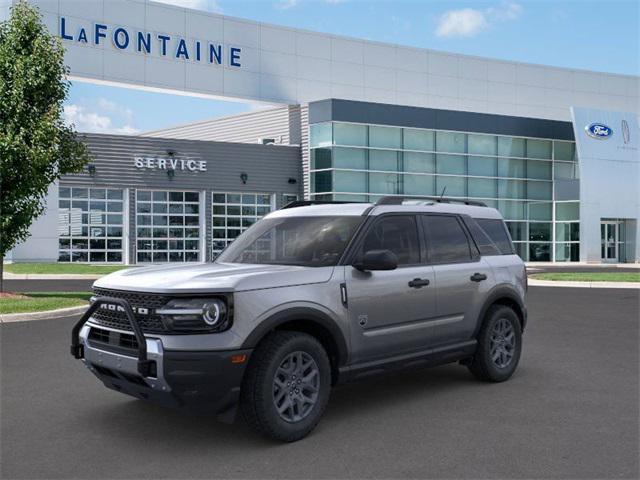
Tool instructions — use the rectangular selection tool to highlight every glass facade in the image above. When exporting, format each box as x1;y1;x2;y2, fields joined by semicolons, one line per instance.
309;121;580;262
136;190;200;263
58;187;124;263
212;192;275;258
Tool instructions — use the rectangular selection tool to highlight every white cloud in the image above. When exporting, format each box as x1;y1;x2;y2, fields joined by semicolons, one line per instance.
153;0;222;13
276;0;298;9
64;100;139;135
435;2;522;39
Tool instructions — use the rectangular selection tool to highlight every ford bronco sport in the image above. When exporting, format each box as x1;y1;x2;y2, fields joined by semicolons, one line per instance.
71;196;527;442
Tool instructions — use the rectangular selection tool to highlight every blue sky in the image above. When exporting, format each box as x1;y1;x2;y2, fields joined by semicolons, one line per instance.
64;0;639;135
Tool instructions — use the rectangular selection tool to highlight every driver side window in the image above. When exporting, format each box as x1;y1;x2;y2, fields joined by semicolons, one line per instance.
360;215;420;266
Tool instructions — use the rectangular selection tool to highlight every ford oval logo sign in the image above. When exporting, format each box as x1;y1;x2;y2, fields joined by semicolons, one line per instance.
585;123;613;139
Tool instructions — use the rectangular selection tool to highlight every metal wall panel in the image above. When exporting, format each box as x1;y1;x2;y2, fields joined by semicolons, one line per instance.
143;105;302;145
61;133;302;194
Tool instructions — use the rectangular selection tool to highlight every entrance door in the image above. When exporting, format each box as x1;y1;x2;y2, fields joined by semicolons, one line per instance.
601;221;619;263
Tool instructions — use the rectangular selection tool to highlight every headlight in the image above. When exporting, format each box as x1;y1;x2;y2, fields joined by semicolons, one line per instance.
156;297;230;332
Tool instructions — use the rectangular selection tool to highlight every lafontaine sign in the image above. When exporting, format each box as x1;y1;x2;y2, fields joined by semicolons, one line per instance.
134;156;207;172
59;17;242;68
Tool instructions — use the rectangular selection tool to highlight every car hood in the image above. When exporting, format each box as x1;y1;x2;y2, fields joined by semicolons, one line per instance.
93;262;335;294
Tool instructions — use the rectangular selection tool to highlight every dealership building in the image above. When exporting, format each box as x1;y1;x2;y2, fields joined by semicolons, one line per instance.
4;0;639;264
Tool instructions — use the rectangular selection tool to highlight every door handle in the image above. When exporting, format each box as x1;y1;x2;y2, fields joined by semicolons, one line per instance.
408;278;430;288
470;273;487;282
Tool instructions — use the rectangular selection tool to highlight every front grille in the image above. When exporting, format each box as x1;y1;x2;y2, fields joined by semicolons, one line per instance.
91;288;169;333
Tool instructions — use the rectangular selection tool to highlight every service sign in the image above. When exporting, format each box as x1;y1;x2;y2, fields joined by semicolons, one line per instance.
134;156;207;172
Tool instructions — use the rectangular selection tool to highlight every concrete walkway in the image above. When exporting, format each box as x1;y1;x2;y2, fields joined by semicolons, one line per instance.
528;279;640;289
4;272;104;280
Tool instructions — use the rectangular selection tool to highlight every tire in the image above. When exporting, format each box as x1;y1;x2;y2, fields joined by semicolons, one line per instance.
240;331;331;442
468;305;522;382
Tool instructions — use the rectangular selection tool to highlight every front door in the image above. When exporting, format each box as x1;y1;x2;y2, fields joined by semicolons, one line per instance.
345;215;437;364
601;221;619;263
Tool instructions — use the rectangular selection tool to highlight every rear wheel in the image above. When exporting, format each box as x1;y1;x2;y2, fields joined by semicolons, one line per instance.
240;331;331;442
468;305;522;382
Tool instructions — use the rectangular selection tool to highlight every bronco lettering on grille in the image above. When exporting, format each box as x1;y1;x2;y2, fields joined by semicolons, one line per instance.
99;303;150;315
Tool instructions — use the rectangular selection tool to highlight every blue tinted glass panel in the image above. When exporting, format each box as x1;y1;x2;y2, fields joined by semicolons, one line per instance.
498;137;525;157
498;179;525;199
468;134;497;156
369;126;402;149
527;202;552;221
311;148;332;170
436;131;466;153
468;156;497;176
334;148;366;169
404;174;435;196
404;152;435;173
527;160;552;180
554;141;576;161
436;176;466;197
498;200;526;220
404;129;434;151
527;181;552;200
310;123;332;147
334;171;367;193
468;178;497;198
370;150;398;171
334;123;367;146
556;202;579;221
526;139;552;159
498;158;526;178
370;173;399;194
436;154;466;175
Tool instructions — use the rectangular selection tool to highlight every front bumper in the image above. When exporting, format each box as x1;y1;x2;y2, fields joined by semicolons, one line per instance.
77;323;252;418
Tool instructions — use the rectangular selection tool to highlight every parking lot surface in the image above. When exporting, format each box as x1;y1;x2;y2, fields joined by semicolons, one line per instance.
1;287;638;479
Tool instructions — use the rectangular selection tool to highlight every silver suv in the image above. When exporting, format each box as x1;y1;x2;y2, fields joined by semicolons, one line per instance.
71;196;527;442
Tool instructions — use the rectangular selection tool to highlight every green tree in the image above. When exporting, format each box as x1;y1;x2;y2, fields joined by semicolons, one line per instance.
0;1;90;291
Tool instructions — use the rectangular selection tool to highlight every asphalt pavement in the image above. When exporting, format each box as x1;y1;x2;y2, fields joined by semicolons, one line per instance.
1;287;638;479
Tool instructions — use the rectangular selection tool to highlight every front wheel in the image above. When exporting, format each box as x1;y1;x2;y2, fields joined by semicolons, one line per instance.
468;305;522;382
240;331;331;442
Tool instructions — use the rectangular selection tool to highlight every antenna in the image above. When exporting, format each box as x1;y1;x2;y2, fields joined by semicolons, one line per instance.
439;186;447;201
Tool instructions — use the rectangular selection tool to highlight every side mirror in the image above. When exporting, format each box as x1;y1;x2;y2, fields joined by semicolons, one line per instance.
353;249;398;272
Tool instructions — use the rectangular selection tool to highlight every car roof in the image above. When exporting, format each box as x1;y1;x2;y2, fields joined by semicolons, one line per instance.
267;202;504;220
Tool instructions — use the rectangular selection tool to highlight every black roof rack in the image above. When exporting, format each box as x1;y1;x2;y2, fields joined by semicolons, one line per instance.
281;200;362;209
375;196;487;207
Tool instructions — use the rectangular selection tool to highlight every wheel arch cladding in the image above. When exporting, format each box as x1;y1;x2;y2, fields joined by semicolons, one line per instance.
476;287;526;335
241;307;348;385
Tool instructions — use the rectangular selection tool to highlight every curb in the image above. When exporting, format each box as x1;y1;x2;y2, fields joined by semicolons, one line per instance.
4;273;102;280
0;304;89;323
528;279;640;289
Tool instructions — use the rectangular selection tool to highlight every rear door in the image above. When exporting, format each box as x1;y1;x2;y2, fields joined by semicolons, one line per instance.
345;214;436;364
422;214;493;348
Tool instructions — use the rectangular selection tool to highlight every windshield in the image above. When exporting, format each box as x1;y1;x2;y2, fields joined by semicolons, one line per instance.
216;216;363;267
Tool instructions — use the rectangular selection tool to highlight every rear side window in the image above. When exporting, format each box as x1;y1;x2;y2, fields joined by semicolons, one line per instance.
422;215;472;264
361;215;420;265
464;218;501;256
476;218;515;254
